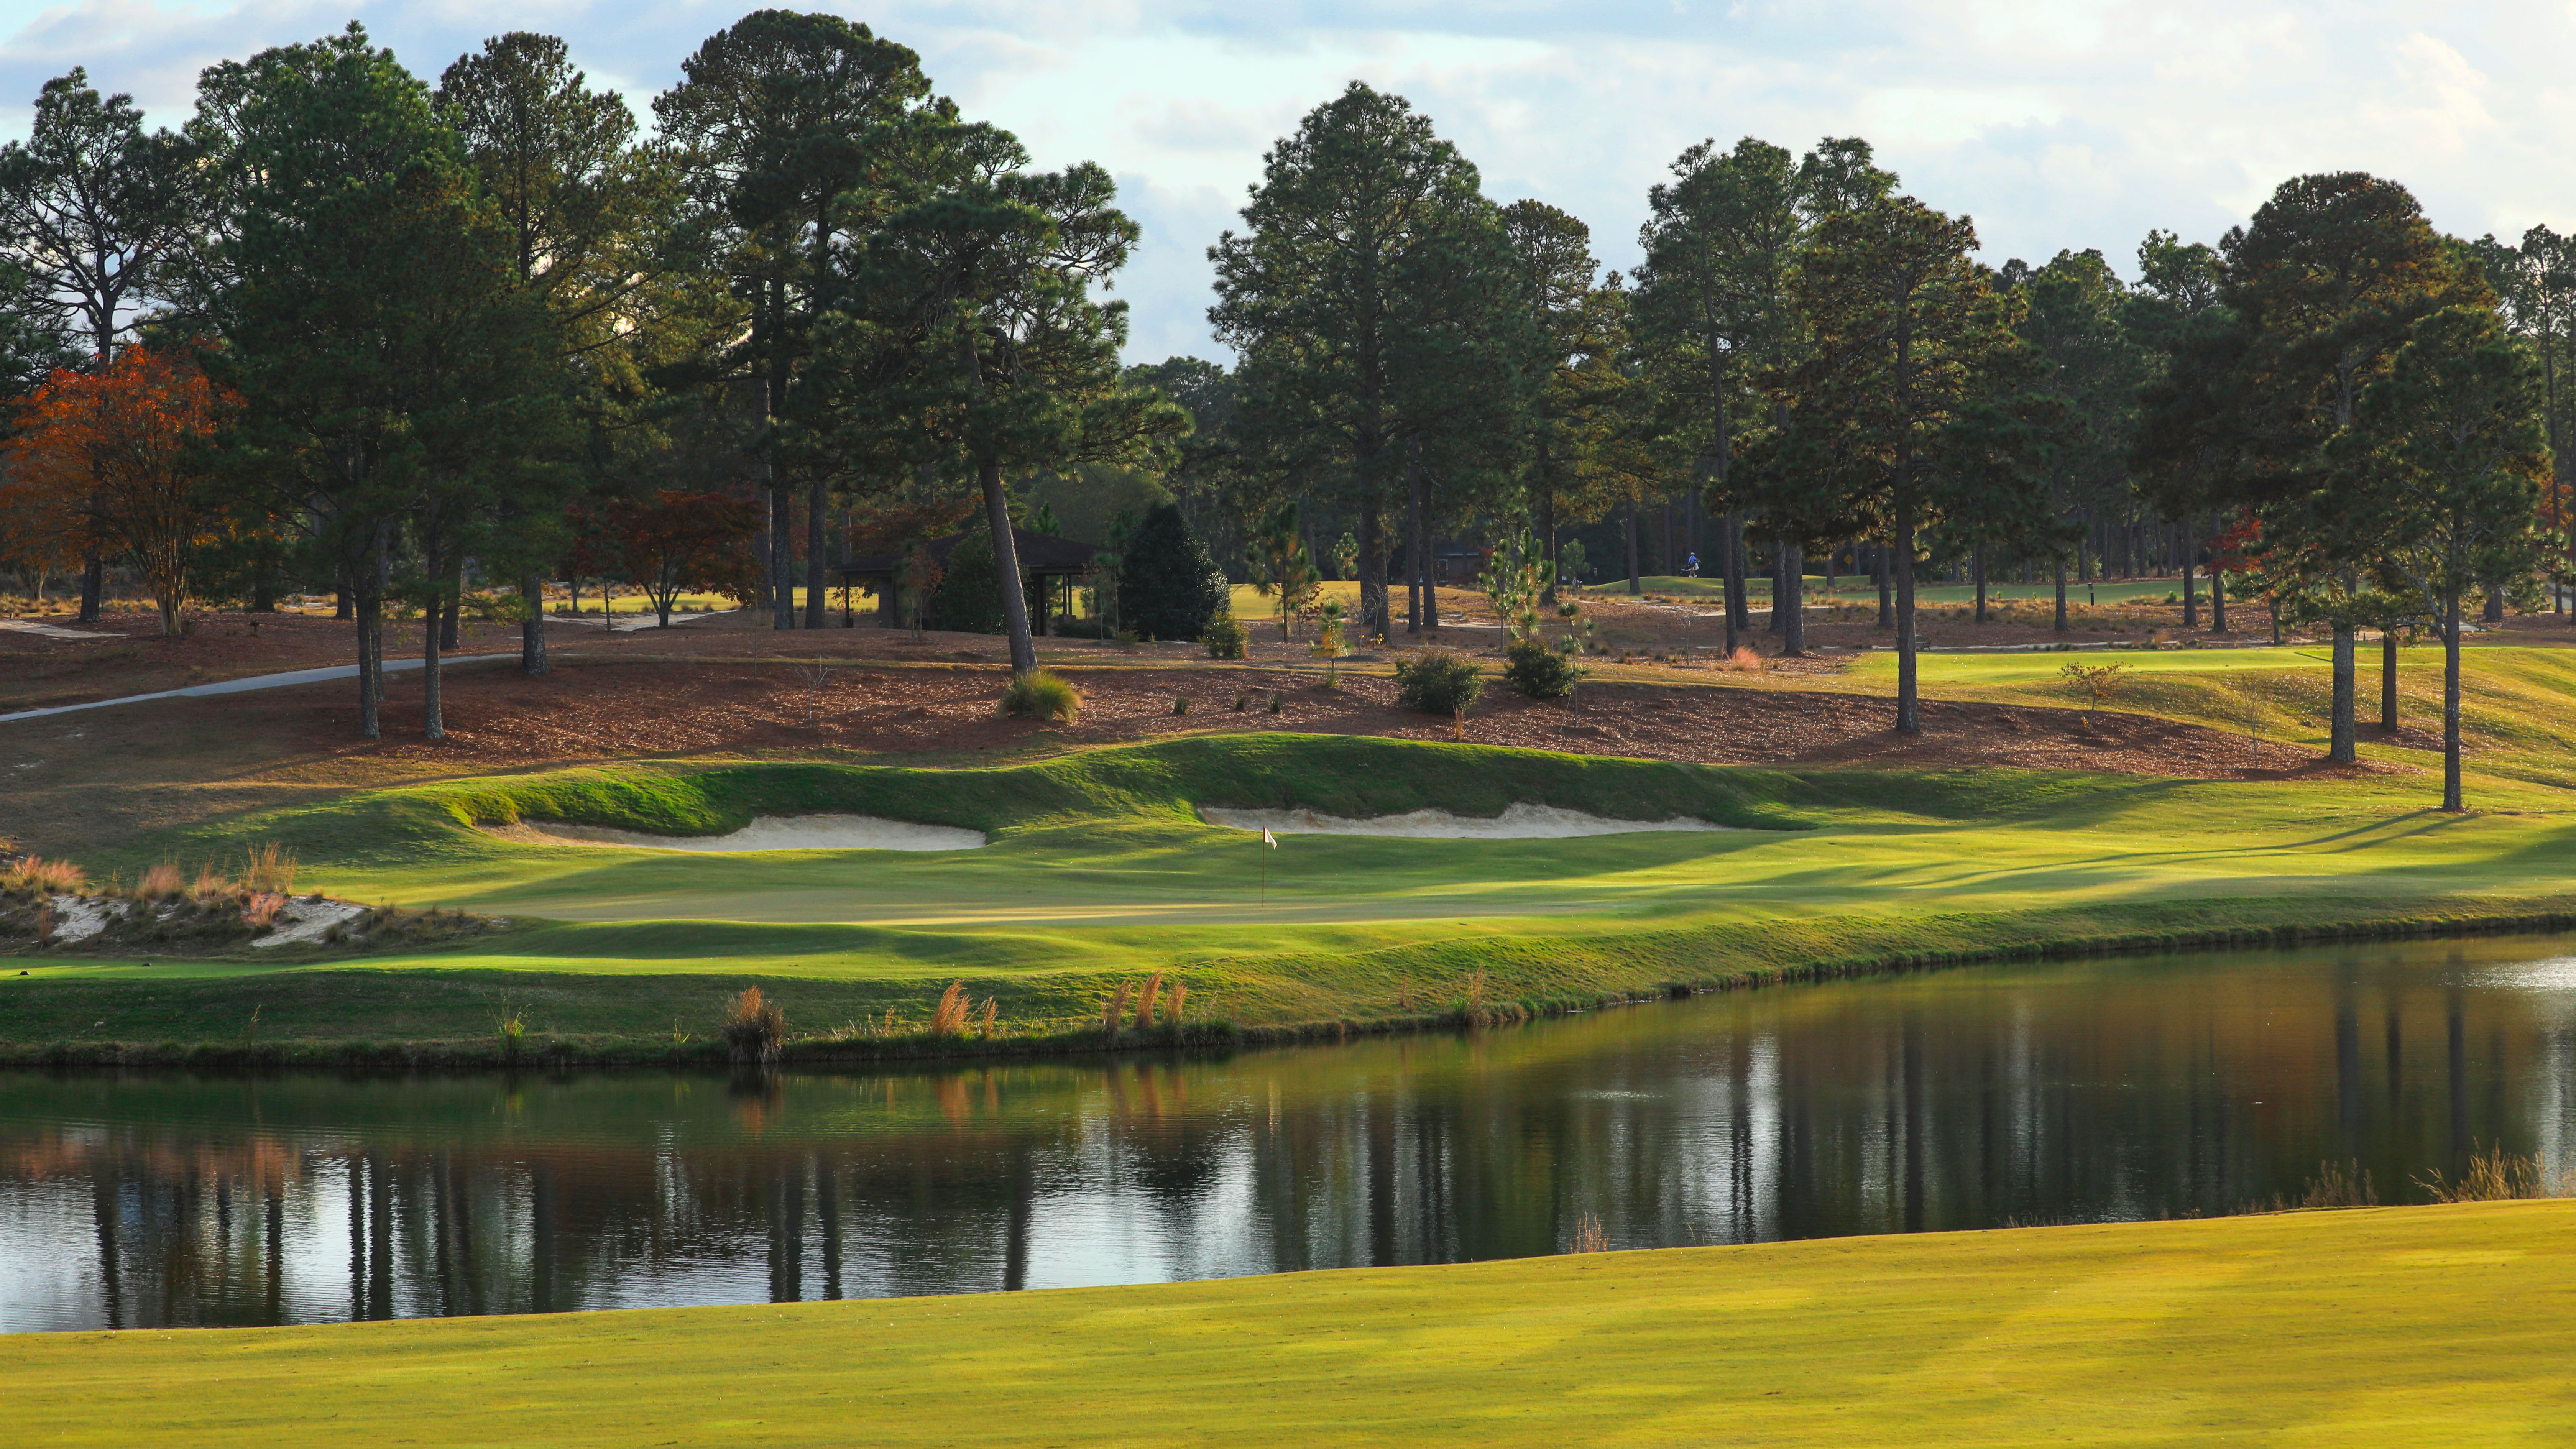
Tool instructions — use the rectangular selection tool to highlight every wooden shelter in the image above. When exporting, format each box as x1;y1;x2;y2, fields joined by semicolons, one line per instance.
837;527;1101;632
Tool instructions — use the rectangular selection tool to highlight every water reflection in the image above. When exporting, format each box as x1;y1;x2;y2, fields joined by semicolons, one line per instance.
5;936;2575;1332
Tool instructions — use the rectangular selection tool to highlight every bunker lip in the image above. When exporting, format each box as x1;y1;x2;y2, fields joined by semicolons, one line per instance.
1198;803;1736;840
481;813;987;853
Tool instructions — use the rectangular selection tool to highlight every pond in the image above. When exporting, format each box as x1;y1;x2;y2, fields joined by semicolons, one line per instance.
5;935;2574;1332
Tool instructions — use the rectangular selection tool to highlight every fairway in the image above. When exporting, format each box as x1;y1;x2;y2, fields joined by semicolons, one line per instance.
8;1201;2569;1447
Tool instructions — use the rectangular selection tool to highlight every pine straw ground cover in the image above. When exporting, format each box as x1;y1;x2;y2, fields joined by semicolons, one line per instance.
7;1200;2572;1447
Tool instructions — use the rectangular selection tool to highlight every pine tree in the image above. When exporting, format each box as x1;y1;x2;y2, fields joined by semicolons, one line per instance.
1118;503;1228;641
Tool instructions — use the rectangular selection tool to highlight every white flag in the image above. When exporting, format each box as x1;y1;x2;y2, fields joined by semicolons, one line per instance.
1262;829;1278;848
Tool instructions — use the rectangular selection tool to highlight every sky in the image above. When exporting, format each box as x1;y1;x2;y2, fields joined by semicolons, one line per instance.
2;0;2572;364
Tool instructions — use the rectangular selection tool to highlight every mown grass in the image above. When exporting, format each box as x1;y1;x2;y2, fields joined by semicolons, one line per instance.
8;732;2576;1055
7;1201;2571;1446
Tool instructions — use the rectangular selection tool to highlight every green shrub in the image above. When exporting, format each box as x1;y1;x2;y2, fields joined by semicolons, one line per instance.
1394;647;1484;716
1503;638;1581;699
933;528;1005;634
998;670;1081;722
1117;503;1230;642
1203;608;1247;659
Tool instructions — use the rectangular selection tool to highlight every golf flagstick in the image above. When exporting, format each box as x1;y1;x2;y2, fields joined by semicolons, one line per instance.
1261;828;1277;905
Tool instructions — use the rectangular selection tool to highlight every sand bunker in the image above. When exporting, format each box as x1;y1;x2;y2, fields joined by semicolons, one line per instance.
486;813;986;852
1199;803;1735;840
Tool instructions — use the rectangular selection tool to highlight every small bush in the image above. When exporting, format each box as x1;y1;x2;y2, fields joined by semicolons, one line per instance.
1503;638;1580;700
1268;692;1283;714
1203;608;1247;660
1231;690;1248;712
1394;648;1484;716
998;669;1081;722
1172;695;1189;715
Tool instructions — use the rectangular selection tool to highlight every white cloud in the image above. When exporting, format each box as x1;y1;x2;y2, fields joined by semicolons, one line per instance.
4;0;2576;362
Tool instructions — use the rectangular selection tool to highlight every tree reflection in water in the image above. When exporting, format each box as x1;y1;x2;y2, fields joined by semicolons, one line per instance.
5;935;2575;1331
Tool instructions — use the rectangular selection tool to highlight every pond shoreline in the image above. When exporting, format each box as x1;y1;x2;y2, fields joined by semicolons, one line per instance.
7;900;2572;1074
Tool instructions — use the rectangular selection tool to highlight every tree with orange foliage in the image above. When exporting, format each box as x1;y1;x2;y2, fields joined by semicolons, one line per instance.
5;345;230;636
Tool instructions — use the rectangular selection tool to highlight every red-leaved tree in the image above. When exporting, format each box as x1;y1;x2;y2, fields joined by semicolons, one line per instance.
610;489;762;626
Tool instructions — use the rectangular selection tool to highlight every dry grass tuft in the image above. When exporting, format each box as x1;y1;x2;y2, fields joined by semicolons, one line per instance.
240;892;287;929
1102;981;1133;1038
722;986;786;1064
242;842;297;895
978;997;999;1040
1719;646;1767;672
1135;971;1164;1031
3;856;86;893
927;982;971;1036
190;861;228;902
2418;1146;2576;1203
138;863;183;897
1567;1212;1609;1254
1166;981;1186;1027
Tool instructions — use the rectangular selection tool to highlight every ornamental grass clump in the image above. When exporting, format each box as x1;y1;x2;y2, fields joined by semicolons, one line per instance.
242;842;297;895
1102;980;1133;1038
1135;971;1164;1030
999;670;1081;723
927;982;971;1036
138;863;183;898
1394;647;1482;717
3;856;85;894
722;986;786;1064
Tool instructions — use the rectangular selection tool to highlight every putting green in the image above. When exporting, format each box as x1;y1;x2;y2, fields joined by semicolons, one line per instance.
8;1201;2570;1446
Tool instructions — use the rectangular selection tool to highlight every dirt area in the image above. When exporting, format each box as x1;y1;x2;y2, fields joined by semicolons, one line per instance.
7;653;2354;780
14;581;2576;716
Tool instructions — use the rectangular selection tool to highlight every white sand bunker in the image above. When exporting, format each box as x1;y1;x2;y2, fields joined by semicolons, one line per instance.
487;813;986;853
1200;803;1735;840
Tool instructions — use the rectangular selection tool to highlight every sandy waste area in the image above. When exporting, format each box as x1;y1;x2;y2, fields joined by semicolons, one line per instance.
1199;803;1736;839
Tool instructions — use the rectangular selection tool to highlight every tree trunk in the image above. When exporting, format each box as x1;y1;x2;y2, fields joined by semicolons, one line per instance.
2381;629;2399;734
1895;496;1920;734
1538;491;1558;605
335;583;353;621
356;579;382;741
422;583;444;741
980;456;1037;675
1624;500;1641;596
1358;504;1386;638
1875;537;1893;629
1722;511;1746;643
2053;559;2068;632
2443;588;2464;810
2328;623;2356;765
2181;520;2198;629
805;476;828;629
769;480;794;629
1781;544;1805;654
1406;443;1426;633
1972;545;1987;623
439;559;462;652
2483;583;2504;625
1767;540;1784;634
519;574;548;677
78;552;102;624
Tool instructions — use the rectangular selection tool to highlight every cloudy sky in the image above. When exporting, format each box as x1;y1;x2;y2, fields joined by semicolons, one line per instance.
1;1;2568;362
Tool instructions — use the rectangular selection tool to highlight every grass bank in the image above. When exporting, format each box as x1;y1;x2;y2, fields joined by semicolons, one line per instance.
8;1200;2570;1446
7;732;2576;1063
